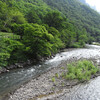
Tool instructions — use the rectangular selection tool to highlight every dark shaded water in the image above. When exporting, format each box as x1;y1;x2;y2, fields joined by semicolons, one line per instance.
0;44;100;99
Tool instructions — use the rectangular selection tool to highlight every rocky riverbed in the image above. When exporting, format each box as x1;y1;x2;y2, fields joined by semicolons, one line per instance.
8;58;100;100
8;58;80;100
0;60;33;74
1;44;100;100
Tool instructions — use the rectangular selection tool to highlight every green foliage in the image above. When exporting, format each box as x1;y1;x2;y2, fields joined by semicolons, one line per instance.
66;60;99;81
44;11;64;30
11;23;31;39
61;67;65;69
12;23;64;59
44;0;100;42
0;37;26;67
11;10;27;24
0;53;10;67
0;1;27;32
55;73;59;78
0;1;9;32
0;32;20;39
51;77;55;82
61;72;64;78
61;29;76;47
88;36;95;44
0;0;100;42
47;27;65;53
0;0;100;68
71;42;81;48
23;24;53;58
25;9;41;24
0;38;10;67
4;38;26;64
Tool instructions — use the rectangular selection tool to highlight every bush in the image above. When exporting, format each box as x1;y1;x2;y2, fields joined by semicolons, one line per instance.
51;77;55;82
4;38;26;64
66;60;99;81
0;38;26;66
71;42;81;48
71;41;85;48
0;53;10;67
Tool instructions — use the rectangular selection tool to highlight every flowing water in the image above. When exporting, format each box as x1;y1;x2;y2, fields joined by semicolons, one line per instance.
0;44;100;99
67;77;100;100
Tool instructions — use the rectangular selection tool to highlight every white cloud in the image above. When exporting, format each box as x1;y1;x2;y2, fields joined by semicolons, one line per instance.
86;0;100;12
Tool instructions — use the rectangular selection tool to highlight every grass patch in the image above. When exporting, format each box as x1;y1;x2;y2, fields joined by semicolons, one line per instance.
65;60;99;81
51;77;56;83
51;60;99;84
55;73;59;78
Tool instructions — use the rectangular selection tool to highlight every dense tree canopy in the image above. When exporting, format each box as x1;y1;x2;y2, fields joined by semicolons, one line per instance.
44;11;64;29
0;0;100;67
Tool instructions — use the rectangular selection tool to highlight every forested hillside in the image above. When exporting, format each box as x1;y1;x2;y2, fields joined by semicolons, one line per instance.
0;0;100;68
43;0;100;41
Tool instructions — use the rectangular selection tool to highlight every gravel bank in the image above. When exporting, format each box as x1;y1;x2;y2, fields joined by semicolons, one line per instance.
8;58;99;100
7;45;100;100
8;58;78;100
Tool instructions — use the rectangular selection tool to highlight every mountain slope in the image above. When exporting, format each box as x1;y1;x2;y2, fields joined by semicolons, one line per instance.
78;0;87;5
79;0;98;12
43;0;100;41
1;0;100;42
0;0;100;67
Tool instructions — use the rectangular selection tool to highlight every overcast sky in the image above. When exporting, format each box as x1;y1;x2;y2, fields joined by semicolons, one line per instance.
86;0;100;12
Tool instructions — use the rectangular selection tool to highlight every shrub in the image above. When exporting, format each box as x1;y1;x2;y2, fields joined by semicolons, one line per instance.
66;60;99;81
55;73;59;78
0;53;10;67
51;77;56;82
71;42;81;48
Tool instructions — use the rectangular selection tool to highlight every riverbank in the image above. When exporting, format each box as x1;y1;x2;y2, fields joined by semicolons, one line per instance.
1;44;100;100
0;60;33;74
0;48;67;74
8;57;100;100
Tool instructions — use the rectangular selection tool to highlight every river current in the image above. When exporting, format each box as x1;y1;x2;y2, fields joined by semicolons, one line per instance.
0;44;100;99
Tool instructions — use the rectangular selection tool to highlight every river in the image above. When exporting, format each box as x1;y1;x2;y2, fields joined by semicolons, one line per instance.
0;44;100;100
63;77;100;100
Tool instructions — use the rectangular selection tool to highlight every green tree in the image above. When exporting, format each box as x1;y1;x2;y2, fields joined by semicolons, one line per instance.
23;24;54;59
0;53;10;67
11;10;27;24
0;38;10;67
25;9;41;24
3;38;26;64
11;23;31;39
44;11;64;29
47;27;64;52
61;29;76;47
0;1;8;31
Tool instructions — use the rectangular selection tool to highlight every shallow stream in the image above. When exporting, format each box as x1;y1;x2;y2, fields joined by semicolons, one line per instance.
0;44;100;99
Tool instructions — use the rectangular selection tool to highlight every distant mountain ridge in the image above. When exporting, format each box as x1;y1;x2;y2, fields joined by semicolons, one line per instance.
1;0;100;42
78;0;98;12
78;0;87;4
43;0;100;41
